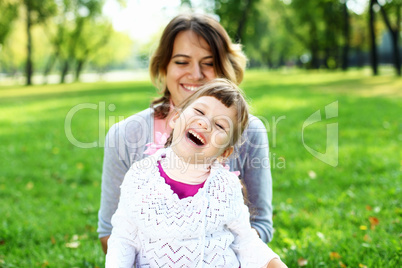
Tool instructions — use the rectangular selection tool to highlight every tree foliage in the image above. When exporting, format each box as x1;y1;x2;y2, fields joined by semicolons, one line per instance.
1;0;399;83
0;0;19;45
0;0;132;84
214;0;260;43
212;0;399;74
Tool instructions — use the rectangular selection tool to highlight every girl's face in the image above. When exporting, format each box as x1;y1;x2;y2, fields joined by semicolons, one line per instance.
169;96;236;164
166;30;217;106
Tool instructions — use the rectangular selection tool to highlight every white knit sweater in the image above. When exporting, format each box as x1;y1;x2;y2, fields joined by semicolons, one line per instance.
106;149;279;268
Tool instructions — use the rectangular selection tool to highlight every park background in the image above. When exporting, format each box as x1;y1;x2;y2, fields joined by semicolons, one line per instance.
0;0;401;267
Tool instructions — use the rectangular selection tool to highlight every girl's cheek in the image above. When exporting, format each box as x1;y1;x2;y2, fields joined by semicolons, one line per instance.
217;134;230;146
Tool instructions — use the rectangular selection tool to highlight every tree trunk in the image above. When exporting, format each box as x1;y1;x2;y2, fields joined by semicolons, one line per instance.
235;0;253;43
397;3;401;73
390;31;401;76
44;24;64;84
356;46;364;68
60;60;69;84
377;0;401;76
369;0;378;75
342;1;350;71
43;53;58;84
26;2;33;85
310;22;320;69
324;48;330;69
75;59;84;82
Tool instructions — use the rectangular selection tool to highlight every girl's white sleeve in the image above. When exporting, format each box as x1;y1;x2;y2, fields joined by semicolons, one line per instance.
105;174;139;268
227;179;280;268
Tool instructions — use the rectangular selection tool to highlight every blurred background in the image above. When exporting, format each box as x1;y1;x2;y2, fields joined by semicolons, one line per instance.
0;1;401;267
0;0;401;86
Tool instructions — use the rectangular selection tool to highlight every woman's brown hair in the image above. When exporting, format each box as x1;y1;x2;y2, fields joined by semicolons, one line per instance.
149;13;247;119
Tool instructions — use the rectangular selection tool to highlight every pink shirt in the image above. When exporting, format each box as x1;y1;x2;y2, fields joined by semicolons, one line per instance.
154;117;171;141
157;161;205;199
153;101;174;142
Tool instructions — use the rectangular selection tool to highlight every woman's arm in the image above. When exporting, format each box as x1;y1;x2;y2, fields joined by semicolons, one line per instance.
233;115;273;243
98;122;130;252
97;109;153;253
227;177;284;267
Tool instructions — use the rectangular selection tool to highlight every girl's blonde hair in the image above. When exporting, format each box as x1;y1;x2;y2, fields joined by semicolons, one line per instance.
150;13;247;119
165;78;249;148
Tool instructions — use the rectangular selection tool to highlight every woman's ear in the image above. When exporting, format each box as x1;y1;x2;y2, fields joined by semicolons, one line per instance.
168;111;180;129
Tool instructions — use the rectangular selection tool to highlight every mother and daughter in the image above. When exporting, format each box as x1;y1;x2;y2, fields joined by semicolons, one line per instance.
98;13;286;267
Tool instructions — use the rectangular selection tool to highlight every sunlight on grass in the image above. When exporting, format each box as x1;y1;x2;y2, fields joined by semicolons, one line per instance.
0;100;69;123
252;96;310;113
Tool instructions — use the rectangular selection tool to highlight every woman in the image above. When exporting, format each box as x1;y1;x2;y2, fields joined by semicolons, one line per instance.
97;13;274;254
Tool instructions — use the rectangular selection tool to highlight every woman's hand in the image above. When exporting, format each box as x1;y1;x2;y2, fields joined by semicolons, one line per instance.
265;258;288;268
100;235;110;254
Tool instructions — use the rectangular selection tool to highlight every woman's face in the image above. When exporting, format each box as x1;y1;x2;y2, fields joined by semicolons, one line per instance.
166;30;217;106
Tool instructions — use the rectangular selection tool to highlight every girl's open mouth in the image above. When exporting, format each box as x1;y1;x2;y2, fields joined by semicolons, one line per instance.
186;129;206;146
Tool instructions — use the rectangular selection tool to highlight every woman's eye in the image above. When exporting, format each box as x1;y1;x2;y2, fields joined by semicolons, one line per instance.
175;61;188;65
203;62;213;67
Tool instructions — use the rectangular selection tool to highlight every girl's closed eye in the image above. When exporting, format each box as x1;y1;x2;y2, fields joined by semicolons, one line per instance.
194;108;204;115
216;123;225;130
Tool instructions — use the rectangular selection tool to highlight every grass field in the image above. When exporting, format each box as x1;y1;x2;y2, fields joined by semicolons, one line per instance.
0;68;401;267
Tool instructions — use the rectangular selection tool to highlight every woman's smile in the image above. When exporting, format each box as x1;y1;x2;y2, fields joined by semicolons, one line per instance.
181;84;202;92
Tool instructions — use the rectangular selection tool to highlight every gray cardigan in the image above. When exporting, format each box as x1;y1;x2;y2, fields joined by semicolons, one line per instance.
97;107;274;243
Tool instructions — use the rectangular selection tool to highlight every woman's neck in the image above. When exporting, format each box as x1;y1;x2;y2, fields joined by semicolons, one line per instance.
161;148;211;185
153;101;175;138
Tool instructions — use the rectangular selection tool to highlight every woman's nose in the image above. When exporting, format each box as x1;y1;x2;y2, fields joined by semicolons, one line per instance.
188;64;204;80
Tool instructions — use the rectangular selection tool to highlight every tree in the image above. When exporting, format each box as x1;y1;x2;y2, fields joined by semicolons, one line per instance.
73;19;113;81
41;4;69;84
342;0;351;70
276;0;326;69
0;0;19;45
89;30;133;74
349;9;370;68
60;1;96;83
375;0;401;76
55;0;111;83
41;0;128;83
0;19;26;75
214;0;260;43
240;0;303;68
21;0;56;85
320;0;345;69
369;0;379;75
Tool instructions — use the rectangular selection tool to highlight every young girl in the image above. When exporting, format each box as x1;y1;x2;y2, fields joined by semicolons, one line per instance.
105;79;287;268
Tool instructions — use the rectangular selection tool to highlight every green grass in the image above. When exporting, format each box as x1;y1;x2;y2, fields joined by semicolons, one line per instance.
0;68;401;267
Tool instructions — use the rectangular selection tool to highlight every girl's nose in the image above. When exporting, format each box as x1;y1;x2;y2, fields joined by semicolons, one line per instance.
197;118;210;130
